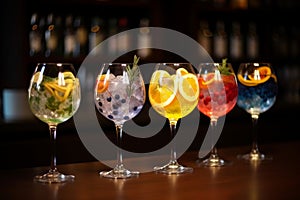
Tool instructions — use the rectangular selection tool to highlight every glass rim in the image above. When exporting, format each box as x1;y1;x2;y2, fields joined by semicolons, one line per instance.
101;63;138;67
156;62;192;65
36;62;74;66
239;62;271;65
198;62;232;64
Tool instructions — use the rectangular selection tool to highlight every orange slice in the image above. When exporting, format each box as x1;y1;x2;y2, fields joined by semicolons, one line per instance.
238;66;272;86
237;74;258;86
96;74;109;93
149;70;177;107
178;73;199;102
248;66;271;81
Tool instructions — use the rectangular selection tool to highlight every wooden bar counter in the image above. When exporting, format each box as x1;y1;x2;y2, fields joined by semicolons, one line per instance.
1;141;299;200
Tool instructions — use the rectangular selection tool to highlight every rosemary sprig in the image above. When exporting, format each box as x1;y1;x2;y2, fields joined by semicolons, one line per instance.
126;55;140;96
218;58;231;75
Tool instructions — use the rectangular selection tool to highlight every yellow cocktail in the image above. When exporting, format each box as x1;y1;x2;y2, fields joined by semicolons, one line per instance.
148;63;199;174
149;67;199;121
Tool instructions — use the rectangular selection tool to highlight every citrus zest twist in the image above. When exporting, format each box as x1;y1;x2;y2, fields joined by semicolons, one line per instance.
201;70;222;86
238;66;275;86
32;71;78;102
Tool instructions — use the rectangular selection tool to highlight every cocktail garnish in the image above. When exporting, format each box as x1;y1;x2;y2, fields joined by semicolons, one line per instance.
96;75;109;93
238;66;275;86
126;55;140;96
218;58;231;75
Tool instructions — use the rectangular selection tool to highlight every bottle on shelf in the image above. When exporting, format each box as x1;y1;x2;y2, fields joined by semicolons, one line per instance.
231;0;248;9
197;19;213;56
74;16;88;57
107;18;118;56
213;20;228;60
64;15;77;57
246;22;259;59
137;18;151;58
229;21;243;60
88;17;105;55
117;17;130;55
44;13;63;57
29;13;44;57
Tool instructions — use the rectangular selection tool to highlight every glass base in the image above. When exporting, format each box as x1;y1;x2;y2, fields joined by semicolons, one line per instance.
99;164;139;179
238;152;272;161
34;170;75;183
198;154;229;167
154;160;193;174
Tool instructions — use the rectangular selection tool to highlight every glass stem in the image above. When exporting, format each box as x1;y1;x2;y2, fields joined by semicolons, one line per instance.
49;125;58;173
210;118;218;158
115;124;123;167
251;114;259;155
169;120;178;164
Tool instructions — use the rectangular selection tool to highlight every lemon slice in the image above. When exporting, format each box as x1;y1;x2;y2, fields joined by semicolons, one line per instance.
176;68;189;76
149;70;178;107
178;73;199;102
96;74;109;93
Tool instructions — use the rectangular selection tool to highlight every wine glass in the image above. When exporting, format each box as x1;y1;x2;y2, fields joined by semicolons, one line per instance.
94;57;146;179
197;62;238;167
237;62;278;161
28;63;81;183
148;63;199;174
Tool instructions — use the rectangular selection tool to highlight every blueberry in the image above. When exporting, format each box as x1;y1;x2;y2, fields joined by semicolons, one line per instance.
123;116;130;120
121;99;126;103
115;94;120;100
133;106;138;111
113;111;118;115
113;104;119;109
108;115;114;119
107;97;112;102
98;108;103;113
98;101;102;107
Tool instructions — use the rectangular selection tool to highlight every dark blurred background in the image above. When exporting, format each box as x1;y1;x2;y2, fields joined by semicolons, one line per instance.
0;0;299;169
